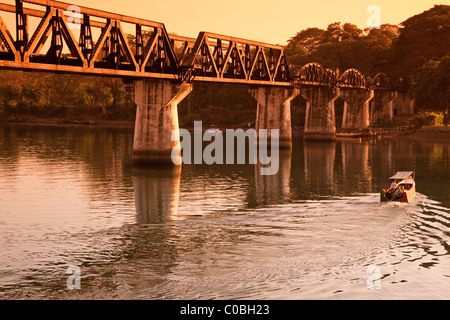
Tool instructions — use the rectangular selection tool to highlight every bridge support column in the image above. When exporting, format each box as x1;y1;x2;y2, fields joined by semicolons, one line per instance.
301;86;340;140
132;80;193;165
370;91;396;125
340;89;374;130
393;91;414;116
249;86;300;149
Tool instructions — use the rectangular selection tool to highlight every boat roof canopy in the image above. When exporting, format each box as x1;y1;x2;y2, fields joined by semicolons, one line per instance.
398;178;415;185
390;171;415;180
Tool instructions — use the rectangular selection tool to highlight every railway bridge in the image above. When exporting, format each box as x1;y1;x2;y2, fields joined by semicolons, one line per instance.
0;0;414;164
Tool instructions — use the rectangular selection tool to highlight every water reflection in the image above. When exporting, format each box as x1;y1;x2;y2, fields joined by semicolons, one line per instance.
133;166;182;224
2;124;450;299
130;136;450;216
304;140;336;195
254;149;292;205
340;139;373;193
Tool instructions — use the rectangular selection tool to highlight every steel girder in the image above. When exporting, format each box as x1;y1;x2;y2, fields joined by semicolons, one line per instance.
177;31;291;84
0;0;293;86
0;0;181;80
0;1;407;90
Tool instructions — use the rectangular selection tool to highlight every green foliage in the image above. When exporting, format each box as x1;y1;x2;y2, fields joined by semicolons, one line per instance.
412;112;444;129
0;68;252;126
411;57;450;112
286;5;449;115
178;83;256;127
0;70;136;120
286;23;399;75
390;5;450;77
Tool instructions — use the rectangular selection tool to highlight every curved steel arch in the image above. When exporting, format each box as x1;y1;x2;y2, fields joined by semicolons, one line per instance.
339;68;366;89
370;73;393;90
294;62;335;87
326;68;339;86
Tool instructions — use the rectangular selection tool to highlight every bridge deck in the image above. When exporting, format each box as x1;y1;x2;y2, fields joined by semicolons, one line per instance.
0;0;292;86
0;0;406;90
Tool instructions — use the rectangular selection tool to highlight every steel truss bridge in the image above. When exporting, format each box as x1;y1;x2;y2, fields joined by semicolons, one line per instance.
0;0;409;91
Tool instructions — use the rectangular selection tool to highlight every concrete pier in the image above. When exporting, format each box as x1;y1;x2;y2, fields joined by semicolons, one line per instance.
340;89;374;129
132;80;193;165
370;90;396;125
393;91;415;116
249;87;300;149
301;86;340;140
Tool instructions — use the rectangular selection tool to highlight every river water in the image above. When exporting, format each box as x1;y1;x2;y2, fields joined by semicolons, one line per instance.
0;123;449;300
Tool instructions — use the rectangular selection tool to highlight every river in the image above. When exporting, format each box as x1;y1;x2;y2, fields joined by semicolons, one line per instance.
0;123;449;299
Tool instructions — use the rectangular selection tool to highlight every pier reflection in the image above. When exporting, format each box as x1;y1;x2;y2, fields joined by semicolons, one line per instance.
301;138;377;196
133;151;294;218
340;139;373;194
303;140;336;195
4;123;450;299
253;149;292;205
368;138;393;188
133;166;182;224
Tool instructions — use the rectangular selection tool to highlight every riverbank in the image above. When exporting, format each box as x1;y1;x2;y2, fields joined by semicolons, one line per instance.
405;125;450;142
0;114;135;129
0;114;252;131
1;114;449;141
410;125;450;138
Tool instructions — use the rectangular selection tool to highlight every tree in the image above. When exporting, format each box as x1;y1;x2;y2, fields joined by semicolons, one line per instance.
285;22;398;75
364;24;400;74
390;5;450;77
411;57;450;112
286;28;327;52
286;28;326;66
0;84;17;107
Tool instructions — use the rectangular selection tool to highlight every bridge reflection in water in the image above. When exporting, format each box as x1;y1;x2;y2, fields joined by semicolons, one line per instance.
0;0;416;166
340;139;373;194
3;124;450;299
254;149;292;205
304;141;336;196
132;137;388;221
133;166;182;224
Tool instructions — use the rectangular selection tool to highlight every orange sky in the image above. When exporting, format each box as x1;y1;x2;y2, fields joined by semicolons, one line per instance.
2;0;447;44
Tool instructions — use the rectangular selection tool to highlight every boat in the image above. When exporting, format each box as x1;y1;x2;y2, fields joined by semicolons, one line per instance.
380;171;416;203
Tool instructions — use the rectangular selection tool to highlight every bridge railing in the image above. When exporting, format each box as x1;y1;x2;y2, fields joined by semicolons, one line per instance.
0;0;182;79
291;63;410;92
339;68;367;89
170;31;293;86
0;0;294;86
0;1;411;91
292;62;337;88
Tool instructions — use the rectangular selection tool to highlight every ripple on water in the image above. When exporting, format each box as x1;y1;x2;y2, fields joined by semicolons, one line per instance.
2;191;450;299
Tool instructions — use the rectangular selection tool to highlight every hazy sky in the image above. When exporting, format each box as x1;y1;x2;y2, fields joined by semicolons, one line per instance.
2;0;447;44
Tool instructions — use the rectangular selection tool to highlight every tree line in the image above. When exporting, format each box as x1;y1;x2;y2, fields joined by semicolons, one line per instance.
0;70;136;121
286;4;450;112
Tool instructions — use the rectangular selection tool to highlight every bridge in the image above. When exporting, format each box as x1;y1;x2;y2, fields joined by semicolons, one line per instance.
0;0;414;164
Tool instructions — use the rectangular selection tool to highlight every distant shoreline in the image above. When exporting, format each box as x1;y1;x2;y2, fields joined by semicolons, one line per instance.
1;115;450;142
406;125;450;141
0;115;135;129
